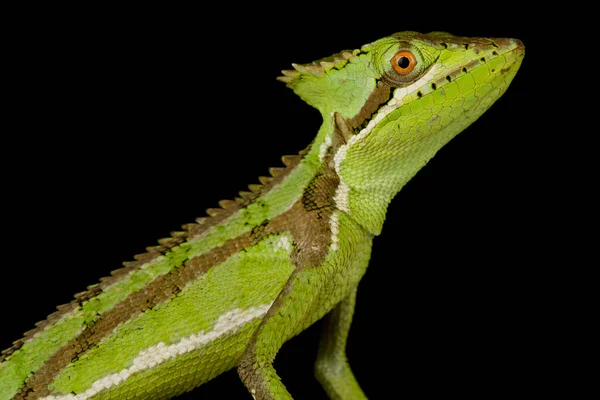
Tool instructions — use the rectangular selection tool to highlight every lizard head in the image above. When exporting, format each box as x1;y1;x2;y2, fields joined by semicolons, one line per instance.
279;31;524;122
280;31;524;234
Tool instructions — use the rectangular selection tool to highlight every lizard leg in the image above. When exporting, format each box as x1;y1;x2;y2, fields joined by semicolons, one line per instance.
238;270;318;400
315;287;367;400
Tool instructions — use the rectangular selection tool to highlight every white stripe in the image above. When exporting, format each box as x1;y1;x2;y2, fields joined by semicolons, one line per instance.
330;212;340;251
333;65;439;176
333;182;350;212
42;303;273;400
318;134;332;161
275;234;293;253
332;66;439;213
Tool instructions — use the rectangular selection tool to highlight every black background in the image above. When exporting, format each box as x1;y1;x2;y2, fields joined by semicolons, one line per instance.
1;5;554;399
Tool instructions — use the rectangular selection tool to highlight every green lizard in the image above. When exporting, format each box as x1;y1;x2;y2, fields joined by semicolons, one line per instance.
0;31;524;400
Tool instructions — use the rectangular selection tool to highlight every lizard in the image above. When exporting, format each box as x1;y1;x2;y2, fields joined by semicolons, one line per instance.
0;31;524;400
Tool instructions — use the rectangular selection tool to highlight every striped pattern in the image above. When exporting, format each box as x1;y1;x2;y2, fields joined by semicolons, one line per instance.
40;303;273;400
2;118;342;398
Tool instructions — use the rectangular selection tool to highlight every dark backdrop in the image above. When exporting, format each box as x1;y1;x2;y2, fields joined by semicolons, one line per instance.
1;5;548;399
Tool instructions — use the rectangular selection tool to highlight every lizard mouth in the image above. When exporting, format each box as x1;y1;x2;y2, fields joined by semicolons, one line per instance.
440;37;525;97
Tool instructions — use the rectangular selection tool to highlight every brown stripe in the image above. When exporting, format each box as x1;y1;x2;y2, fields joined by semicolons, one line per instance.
16;232;255;399
238;136;344;397
1;145;308;365
15;141;330;399
267;156;339;268
263;115;346;269
348;80;394;130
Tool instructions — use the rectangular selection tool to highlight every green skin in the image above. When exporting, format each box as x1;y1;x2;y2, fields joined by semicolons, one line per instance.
0;31;524;400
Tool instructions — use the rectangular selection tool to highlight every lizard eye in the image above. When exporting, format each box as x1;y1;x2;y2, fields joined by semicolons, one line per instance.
391;51;417;74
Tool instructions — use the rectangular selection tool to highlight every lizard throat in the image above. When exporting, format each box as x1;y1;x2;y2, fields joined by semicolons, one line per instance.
333;64;440;175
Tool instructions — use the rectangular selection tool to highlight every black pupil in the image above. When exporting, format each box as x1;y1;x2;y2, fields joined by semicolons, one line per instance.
397;56;411;69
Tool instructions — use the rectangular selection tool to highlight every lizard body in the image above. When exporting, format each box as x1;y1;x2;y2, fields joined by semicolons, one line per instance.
0;31;524;399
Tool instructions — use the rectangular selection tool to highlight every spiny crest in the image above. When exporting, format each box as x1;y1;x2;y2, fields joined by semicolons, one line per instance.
277;49;360;86
127;153;304;265
0;149;307;363
115;151;303;290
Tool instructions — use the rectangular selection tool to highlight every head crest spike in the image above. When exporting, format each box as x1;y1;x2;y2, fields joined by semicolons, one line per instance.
277;50;358;88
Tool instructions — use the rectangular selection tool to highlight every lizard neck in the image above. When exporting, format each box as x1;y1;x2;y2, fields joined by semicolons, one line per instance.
332;115;463;236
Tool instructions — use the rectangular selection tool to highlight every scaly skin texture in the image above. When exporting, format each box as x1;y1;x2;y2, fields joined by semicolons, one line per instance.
0;31;523;399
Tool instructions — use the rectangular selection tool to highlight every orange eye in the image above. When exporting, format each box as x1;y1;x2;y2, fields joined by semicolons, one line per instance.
391;51;417;74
